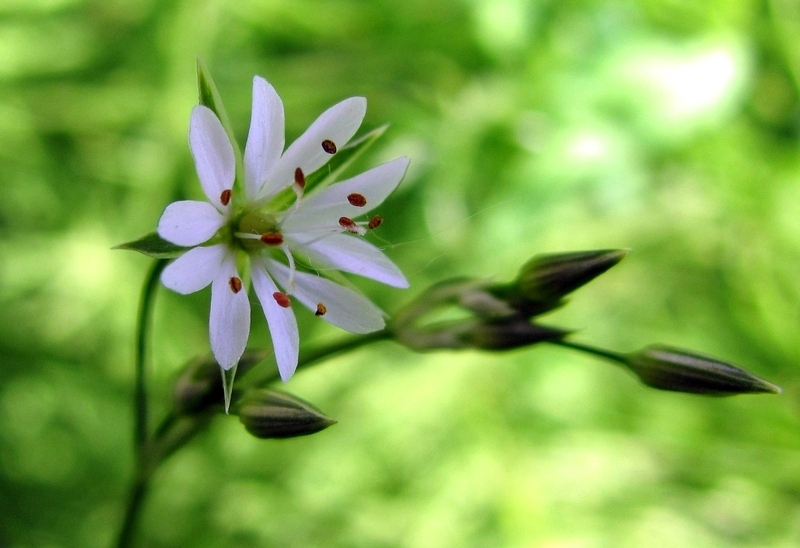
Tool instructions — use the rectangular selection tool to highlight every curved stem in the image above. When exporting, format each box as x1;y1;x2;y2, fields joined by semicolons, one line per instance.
115;259;167;548
232;330;394;389
134;259;167;450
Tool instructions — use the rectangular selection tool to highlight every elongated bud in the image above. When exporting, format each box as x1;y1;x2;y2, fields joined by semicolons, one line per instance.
624;346;781;396
506;249;628;315
463;319;569;350
173;350;267;414
237;389;337;439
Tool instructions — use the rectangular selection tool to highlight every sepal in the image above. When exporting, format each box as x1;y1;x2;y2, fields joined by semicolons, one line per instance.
114;232;189;259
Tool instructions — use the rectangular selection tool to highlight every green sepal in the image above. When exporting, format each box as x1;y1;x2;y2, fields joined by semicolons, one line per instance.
114;232;189;259
305;124;389;190
196;57;245;201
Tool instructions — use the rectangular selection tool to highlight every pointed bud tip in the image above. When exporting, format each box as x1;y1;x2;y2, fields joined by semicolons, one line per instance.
515;249;629;306
626;346;782;396
237;389;337;439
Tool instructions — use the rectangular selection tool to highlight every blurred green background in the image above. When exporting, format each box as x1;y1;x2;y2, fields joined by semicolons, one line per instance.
3;0;800;546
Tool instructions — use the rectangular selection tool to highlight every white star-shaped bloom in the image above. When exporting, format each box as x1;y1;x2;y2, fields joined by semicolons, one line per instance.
157;76;409;384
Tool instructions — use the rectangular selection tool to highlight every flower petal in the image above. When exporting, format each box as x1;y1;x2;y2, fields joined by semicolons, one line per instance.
265;259;385;333
290;233;409;288
251;262;300;381
244;77;285;201
161;244;227;294
157;200;226;246
209;253;251;370
189;105;236;211
283;157;409;232
259;97;367;200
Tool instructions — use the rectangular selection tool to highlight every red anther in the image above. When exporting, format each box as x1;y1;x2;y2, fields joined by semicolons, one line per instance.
338;216;359;234
260;232;284;246
321;139;337;154
294;167;306;189
229;277;243;293
315;302;327;316
368;215;383;229
220;189;232;206
272;292;291;308
347;193;367;207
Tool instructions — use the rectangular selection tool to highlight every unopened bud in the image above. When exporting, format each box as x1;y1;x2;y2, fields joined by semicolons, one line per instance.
507;249;628;315
625;346;781;396
173;350;267;414
237;389;337;439
462;318;569;350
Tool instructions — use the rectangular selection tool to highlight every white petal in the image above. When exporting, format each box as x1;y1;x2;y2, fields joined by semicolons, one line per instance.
290;233;409;288
209;254;251;370
259;97;367;200
265;259;385;334
157;200;226;246
283;157;410;232
161;244;227;294
189;105;236;211
251;263;300;381
244;77;285;200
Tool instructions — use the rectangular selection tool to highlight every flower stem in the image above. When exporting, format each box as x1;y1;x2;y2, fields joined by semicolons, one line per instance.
243;330;394;389
547;338;628;365
134;259;167;451
115;259;166;548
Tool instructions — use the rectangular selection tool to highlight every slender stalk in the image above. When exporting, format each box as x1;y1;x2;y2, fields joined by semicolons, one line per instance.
242;330;394;388
547;338;628;365
114;471;151;548
298;330;393;372
134;260;167;450
115;259;166;548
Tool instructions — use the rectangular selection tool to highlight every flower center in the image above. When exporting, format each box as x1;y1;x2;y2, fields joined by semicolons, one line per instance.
236;211;281;251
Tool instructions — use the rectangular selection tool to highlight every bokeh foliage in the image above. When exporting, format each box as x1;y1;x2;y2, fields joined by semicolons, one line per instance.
3;0;800;546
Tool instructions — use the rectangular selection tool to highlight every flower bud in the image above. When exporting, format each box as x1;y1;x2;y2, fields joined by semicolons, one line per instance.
173;350;268;415
237;389;337;439
506;249;628;315
461;318;569;350
624;346;781;396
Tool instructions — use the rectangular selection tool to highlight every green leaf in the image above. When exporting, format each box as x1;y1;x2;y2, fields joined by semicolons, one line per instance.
114;232;188;258
196;57;244;195
305;124;389;190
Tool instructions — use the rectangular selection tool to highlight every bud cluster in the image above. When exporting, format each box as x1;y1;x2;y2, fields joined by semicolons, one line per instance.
389;248;780;397
390;249;626;352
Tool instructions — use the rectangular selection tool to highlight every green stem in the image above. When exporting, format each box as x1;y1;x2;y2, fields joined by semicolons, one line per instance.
240;330;394;388
547;338;628;365
134;260;167;451
115;259;166;548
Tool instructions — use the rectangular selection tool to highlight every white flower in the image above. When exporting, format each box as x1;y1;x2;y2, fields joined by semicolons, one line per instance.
157;76;409;383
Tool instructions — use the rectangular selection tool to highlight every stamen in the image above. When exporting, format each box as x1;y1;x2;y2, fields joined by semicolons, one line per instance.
220;189;232;206
260;232;284;246
338;216;366;235
321;139;337;154
229;277;243;293
281;244;297;292
315;303;327;316
272;292;291;308
347;193;367;207
368;215;383;229
294;167;306;189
